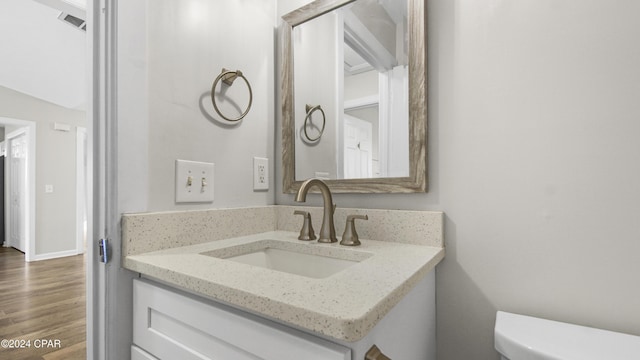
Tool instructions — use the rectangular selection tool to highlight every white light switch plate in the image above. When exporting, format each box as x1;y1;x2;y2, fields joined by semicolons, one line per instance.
175;160;214;203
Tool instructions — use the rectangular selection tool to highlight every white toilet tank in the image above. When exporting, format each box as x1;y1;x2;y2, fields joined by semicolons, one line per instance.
494;311;640;360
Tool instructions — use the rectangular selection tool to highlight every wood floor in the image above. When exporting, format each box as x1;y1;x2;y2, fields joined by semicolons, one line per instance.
0;247;86;360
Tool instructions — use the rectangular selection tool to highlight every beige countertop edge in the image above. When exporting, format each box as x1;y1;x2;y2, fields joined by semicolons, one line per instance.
123;234;445;342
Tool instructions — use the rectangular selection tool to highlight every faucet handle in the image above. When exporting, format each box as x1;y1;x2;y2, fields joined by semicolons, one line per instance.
294;210;316;241
340;214;368;246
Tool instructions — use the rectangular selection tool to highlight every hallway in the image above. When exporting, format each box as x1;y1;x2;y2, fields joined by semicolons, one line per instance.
0;247;85;359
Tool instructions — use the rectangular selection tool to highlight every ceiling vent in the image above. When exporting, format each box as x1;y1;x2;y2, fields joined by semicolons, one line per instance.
58;12;86;31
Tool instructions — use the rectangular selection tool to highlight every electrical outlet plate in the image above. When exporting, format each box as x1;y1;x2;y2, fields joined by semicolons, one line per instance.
175;160;215;203
253;157;269;190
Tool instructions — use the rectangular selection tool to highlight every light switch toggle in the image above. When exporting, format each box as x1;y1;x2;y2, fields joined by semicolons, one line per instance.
175;160;214;203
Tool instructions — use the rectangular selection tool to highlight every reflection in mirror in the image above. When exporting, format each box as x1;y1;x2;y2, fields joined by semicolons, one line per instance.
293;0;409;180
282;0;427;193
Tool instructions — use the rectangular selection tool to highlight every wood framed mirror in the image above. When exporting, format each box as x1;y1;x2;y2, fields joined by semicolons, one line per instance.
281;0;427;193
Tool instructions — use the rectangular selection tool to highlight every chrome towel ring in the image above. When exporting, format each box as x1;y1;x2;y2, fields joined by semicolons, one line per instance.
303;104;325;142
211;68;253;122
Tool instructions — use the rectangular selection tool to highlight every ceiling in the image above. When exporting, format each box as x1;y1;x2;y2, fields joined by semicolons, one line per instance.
0;0;86;110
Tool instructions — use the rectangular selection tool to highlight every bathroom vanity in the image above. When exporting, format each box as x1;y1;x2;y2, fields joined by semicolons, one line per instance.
122;206;444;360
130;269;436;360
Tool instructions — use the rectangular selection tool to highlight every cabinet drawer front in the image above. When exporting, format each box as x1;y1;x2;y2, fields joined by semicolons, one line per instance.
133;279;351;360
132;345;159;360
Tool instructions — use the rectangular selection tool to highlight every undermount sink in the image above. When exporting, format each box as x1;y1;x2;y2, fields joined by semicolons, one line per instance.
201;240;372;279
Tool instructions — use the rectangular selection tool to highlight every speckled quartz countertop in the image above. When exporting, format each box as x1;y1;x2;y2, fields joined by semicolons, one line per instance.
124;230;444;342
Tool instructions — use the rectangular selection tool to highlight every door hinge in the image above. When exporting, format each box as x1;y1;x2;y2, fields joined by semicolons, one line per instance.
99;238;109;263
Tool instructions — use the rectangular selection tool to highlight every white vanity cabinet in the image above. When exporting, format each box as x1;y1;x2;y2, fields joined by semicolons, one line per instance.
132;279;350;360
132;271;436;360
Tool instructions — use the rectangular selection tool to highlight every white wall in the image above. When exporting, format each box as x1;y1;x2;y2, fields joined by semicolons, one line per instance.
0;85;86;256
293;11;340;179
119;0;276;214
115;0;640;359
278;0;640;359
115;1;277;359
0;0;86;109
145;1;274;211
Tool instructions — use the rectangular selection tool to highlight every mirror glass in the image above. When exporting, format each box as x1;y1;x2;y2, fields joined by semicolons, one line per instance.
293;0;408;180
282;0;426;193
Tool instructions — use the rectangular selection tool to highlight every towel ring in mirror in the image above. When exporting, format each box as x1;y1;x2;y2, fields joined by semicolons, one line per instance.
211;68;253;122
303;104;325;142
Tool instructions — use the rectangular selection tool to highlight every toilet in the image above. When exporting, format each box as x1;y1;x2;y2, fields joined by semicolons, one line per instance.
494;311;640;359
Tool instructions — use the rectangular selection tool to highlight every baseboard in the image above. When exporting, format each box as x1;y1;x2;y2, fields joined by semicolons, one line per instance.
32;249;81;261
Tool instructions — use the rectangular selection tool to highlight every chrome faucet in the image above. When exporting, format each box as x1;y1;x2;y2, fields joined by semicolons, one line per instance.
295;178;337;243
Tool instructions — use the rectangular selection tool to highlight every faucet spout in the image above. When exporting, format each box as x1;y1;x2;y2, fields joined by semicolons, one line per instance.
295;178;337;243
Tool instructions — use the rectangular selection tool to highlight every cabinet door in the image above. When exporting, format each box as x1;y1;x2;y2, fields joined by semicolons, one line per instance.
133;279;351;360
132;345;159;360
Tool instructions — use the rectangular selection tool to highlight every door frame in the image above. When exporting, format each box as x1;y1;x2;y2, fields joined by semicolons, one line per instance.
76;126;88;254
342;114;373;179
87;0;116;359
1;118;37;262
6;128;28;253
